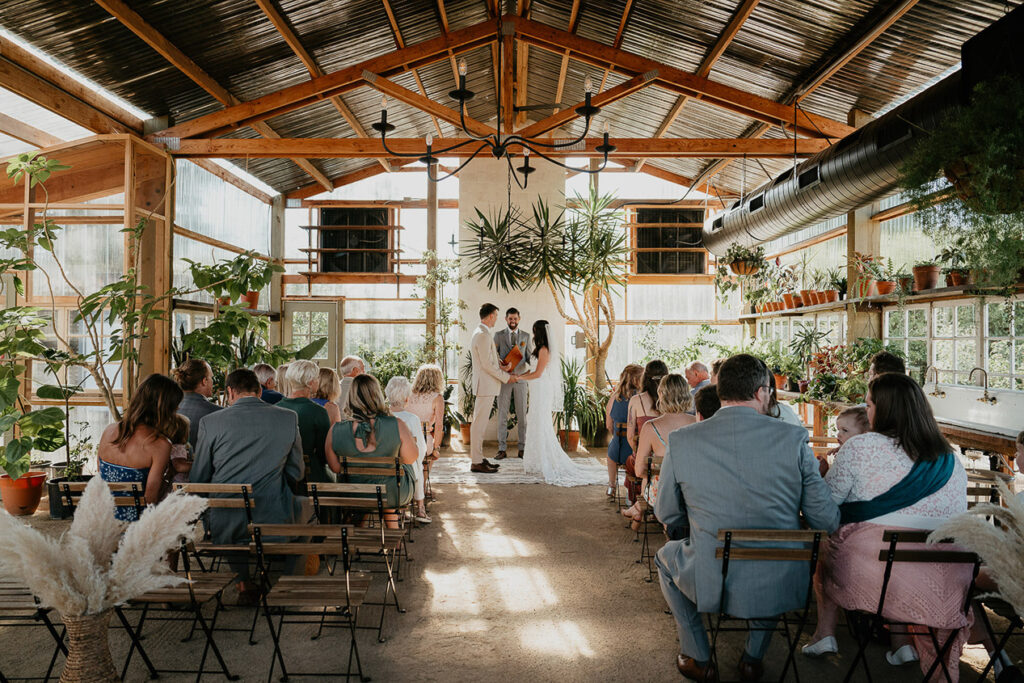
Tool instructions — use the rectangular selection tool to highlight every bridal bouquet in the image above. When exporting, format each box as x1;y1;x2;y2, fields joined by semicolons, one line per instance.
0;476;207;616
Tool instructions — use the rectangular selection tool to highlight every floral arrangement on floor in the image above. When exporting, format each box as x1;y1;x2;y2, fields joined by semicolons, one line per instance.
930;479;1024;617
0;477;206;616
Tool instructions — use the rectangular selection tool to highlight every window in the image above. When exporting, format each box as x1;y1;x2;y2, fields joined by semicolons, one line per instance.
932;302;978;386
314;207;395;274
30;308;122;394
985;299;1024;391
884;305;929;383
290;310;331;361
629;207;707;275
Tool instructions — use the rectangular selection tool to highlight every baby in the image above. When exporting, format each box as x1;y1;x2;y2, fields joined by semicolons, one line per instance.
819;406;870;477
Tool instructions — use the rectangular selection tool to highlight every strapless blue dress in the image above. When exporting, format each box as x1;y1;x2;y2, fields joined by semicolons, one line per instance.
98;459;148;522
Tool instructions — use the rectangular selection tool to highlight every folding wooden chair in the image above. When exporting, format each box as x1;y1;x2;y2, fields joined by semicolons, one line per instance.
842;530;980;683
0;580;67;683
250;523;371;682
335;454;415;568
118;539;238;682
58;480;147;519
307;482;407;642
708;529;828;683
634;453;663;583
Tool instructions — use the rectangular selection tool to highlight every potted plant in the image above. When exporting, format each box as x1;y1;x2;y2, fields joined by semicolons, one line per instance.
826;268;847;301
556;358;589;451
790;323;831;381
912;259;941;291
721;243;766;275
874;259;900;296
937;242;973;286
457;381;474;444
440;384;456;448
849;251;882;298
185;252;282;309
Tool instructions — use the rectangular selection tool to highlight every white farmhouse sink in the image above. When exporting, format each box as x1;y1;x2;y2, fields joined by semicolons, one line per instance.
924;383;1024;440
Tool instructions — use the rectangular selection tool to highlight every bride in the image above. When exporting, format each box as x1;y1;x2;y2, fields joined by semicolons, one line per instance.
517;320;608;487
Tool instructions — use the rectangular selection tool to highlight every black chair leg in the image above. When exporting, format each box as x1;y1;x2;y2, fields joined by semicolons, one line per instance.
116;605;158;680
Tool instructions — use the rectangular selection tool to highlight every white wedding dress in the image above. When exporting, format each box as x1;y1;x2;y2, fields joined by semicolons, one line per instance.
522;335;608;487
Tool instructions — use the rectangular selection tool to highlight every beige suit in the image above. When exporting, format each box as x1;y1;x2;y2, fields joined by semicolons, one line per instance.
469;322;510;464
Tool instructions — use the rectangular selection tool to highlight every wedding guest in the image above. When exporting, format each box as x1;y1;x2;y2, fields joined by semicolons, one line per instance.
97;373;183;521
277;360;333;485
709;358;726;386
325;374;418;528
684;361;711;393
167;414;192;484
625;360;667;506
805;373;969;680
386;376;430;524
275;363;291;396
693;384;721;420
174;359;221;449
408;364;445;460
623;374;695;523
605;364;643;498
656;354;839;682
192;368;305;598
313;367;343;424
254;363;283;404
337;355;365;414
868;350;906;381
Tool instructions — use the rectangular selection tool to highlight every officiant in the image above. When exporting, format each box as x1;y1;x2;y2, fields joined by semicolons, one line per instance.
494;308;532;459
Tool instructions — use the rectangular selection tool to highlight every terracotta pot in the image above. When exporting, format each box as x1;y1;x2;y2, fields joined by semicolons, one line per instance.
459;423;472;444
793;295;803;308
774;301;783;311
243;290;260;309
60;611;118;682
948;269;970;287
874;280;897;295
898;276;914;293
217;296;231;307
558;429;581;452
799;289;812;304
729;260;760;276
913;264;941;292
782;293;795;309
824;290;839;303
0;472;47;516
798;379;810;394
773;373;788;391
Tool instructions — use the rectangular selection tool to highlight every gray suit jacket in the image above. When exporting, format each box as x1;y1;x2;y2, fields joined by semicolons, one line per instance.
178;392;222;450
494;327;532;374
191;396;305;545
655;406;840;618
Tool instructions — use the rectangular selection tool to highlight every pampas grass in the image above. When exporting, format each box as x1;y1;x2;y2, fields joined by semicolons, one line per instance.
930;479;1024;617
0;477;207;616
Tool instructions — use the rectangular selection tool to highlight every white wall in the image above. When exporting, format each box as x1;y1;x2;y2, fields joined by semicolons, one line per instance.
458;157;566;442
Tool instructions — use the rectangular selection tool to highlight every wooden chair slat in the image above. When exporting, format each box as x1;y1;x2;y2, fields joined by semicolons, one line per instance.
337;467;407;478
966;470;1012;483
876;549;978;563
308;483;381;494
717;529;829;542
880;530;931;543
314;498;382;508
715;548;816;561
173;483;254;494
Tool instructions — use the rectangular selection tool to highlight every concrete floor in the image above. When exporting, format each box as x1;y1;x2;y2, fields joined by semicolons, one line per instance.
1;444;1018;682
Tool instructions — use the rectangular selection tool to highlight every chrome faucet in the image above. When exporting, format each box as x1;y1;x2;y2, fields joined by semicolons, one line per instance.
924;365;946;398
968;367;998;405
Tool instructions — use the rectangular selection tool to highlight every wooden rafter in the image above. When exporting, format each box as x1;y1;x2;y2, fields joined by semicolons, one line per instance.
149;19;496;141
514;0;532;127
593;0;634;108
0;112;63;148
637;0;760;172
93;0;331;191
362;72;496;137
567;0;583;33
551;0;582;116
253;0;391;173
512;15;853;139
694;0;920;195
517;71;656;138
381;0;445;137
173;137;830;158
501;22;515;132
189;159;274;203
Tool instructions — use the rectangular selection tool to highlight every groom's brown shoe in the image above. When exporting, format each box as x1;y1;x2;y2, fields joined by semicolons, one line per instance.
495;450;507;460
517;449;524;458
482;458;500;469
470;462;498;473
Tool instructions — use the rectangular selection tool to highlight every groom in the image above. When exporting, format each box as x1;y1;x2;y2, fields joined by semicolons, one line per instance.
494;307;531;459
469;303;517;474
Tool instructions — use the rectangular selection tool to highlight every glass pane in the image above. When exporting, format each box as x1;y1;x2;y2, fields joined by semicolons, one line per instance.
955;339;976;372
908;340;928;380
990;374;1011;389
988;302;1011;337
908;309;928;338
291;311;309;337
956;304;976;337
1017;377;1024;392
989;340;1011;375
887;311;905;339
310;312;329;338
933;340;953;370
933;307;953;337
1016;302;1024;337
1015;342;1023;374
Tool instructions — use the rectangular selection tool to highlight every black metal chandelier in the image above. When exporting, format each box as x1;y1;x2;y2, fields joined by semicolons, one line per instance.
371;34;615;188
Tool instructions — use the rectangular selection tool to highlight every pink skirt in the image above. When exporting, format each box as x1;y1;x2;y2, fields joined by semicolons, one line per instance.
819;522;974;682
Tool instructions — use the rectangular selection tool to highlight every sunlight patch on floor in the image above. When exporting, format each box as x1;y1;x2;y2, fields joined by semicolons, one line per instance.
519;620;596;658
424;568;480;615
491;567;559;611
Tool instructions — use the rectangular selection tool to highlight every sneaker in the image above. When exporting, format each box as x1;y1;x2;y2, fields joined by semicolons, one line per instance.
885;644;919;666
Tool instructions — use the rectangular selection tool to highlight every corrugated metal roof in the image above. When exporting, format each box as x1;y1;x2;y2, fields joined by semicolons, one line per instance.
1;0;1020;195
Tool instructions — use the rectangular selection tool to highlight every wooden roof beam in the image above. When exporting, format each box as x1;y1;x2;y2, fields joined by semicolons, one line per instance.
511;15;853;140
252;0;391;173
0;111;65;148
517;70;656;138
286;159;420;200
362;72;496;138
174;136;830;158
637;0;761;172
381;0;445;137
148;19;497;141
189;159;274;203
93;0;331;191
501;22;515;132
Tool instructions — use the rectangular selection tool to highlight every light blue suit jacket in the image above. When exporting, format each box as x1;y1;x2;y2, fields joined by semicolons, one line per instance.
655;406;840;618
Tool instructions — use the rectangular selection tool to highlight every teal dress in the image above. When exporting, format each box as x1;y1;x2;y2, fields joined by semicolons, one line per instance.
331;415;414;508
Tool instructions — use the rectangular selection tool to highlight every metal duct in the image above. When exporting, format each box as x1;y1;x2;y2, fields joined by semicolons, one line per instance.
702;72;962;256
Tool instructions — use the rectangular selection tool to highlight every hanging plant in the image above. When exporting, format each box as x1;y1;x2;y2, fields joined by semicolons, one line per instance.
713;243;768;304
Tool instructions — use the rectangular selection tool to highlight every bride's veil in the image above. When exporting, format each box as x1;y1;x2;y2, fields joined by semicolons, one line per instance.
542;322;560;382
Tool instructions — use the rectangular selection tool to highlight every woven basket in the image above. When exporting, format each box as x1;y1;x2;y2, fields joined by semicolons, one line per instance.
60;611;118;683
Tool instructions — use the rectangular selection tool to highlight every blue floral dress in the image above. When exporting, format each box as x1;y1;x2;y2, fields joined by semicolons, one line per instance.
98;459;148;522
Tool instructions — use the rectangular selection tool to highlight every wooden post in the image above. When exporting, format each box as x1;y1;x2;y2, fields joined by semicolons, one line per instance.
845;108;883;344
425;174;438;355
270;194;285;345
134;146;174;385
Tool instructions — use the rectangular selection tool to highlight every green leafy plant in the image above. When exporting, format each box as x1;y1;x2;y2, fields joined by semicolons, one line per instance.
356;343;427;393
416;250;465;378
184;252;283;302
465;185;626;387
714;243;767;304
556;357;591;439
637;322;733;371
789;323;831;377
